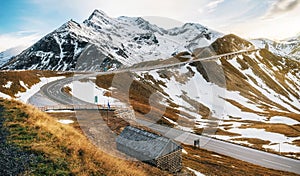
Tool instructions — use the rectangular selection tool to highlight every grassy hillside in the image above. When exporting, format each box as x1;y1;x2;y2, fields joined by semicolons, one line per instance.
45;111;299;176
96;72;183;125
0;98;298;175
95;42;300;158
0;98;168;176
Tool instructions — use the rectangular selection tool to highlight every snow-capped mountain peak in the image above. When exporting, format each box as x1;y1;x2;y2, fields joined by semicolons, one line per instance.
1;9;223;71
57;20;82;33
182;23;204;29
85;9;115;28
251;36;300;60
90;9;109;19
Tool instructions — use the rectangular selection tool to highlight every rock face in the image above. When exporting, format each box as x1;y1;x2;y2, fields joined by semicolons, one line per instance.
1;9;222;71
211;34;255;54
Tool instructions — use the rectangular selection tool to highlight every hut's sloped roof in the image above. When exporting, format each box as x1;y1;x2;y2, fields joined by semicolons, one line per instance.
116;126;181;160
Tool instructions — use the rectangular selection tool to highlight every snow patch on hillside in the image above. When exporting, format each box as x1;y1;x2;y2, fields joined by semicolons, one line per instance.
187;167;205;176
58;119;74;124
134;53;300;155
15;77;65;103
268;116;299;125
0;92;10;99
66;80;124;106
228;52;300;113
2;81;12;89
140;66;265;122
225;128;300;153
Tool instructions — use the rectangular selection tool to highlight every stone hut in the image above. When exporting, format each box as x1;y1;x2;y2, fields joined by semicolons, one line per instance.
116;126;182;172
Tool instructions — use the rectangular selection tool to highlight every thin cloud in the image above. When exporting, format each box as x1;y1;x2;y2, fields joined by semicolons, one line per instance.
264;0;300;19
206;0;225;13
0;32;41;52
2;0;299;43
198;0;265;28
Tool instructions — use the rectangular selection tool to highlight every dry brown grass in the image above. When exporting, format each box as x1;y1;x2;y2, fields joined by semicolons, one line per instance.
129;100;179;126
269;112;300;122
5;101;294;175
231;138;271;148
62;85;72;96
48;110;176;139
239;123;300;137
95;72;208;129
182;144;298;176
45;111;299;176
219;49;300;115
225;94;300;122
194;127;241;137
292;139;300;147
0;70;73;97
221;57;289;113
0;98;169;176
96;72;181;126
180;93;210;118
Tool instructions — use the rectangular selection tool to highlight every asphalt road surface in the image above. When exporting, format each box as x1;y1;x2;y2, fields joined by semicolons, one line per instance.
137;119;300;174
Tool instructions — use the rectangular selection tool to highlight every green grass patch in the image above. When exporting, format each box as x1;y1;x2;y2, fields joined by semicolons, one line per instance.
0;100;72;175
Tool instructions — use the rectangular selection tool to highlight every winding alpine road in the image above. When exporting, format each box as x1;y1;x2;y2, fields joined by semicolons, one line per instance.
32;50;300;174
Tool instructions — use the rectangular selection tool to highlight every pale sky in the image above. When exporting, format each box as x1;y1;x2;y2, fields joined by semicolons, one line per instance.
0;0;299;52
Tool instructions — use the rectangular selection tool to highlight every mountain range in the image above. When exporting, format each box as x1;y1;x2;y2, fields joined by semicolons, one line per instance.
252;36;300;60
1;9;299;71
1;10;222;71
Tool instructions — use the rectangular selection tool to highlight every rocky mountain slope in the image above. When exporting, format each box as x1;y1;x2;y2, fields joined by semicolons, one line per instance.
95;34;300;156
252;36;300;60
1;10;222;71
102;34;299;123
0;45;29;67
